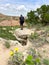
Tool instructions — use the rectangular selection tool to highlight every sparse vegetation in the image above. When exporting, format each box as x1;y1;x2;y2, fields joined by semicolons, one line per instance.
8;48;42;65
4;41;10;48
29;32;39;39
0;4;49;65
25;55;41;65
0;26;19;40
43;58;49;65
8;48;23;65
0;13;19;22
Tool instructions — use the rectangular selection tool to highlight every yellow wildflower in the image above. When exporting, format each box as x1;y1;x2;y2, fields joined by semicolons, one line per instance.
10;51;14;56
14;47;19;52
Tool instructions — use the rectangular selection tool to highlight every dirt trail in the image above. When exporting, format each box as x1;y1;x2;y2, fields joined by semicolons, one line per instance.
0;39;49;65
0;38;32;65
0;44;10;65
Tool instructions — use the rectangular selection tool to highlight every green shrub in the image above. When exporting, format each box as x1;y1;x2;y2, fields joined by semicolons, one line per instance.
25;55;34;65
0;26;19;40
43;58;49;65
30;32;39;39
24;55;41;65
23;48;41;65
8;48;41;65
28;48;36;57
8;51;23;65
4;41;10;48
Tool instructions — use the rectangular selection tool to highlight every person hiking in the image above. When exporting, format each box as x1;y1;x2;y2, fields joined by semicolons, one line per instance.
19;15;24;30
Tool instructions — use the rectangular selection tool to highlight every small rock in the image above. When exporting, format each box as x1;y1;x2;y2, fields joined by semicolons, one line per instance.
46;37;49;43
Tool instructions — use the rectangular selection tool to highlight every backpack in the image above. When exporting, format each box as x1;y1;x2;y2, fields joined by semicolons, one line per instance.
20;16;24;22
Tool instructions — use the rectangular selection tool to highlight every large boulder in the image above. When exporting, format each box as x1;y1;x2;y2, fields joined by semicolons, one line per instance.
14;28;32;36
14;28;33;46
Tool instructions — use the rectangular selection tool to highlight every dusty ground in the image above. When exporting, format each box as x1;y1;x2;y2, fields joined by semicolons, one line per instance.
0;39;49;65
37;44;49;58
0;43;10;65
0;28;49;65
0;20;26;26
0;38;32;65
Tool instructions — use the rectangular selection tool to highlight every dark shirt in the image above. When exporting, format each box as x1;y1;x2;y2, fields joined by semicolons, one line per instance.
20;16;24;25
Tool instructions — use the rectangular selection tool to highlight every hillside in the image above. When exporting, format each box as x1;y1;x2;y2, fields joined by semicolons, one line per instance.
0;13;26;26
0;13;19;22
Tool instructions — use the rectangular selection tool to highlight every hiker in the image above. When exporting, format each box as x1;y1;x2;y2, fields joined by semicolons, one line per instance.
19;15;24;30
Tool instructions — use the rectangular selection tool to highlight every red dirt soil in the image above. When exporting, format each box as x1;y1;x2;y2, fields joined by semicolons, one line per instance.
0;20;26;26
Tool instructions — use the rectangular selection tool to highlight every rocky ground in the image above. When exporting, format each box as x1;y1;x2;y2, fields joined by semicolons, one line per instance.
0;28;49;65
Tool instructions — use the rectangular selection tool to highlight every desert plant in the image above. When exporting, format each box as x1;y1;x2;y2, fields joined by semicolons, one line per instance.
23;48;41;65
43;58;49;65
25;55;34;65
4;41;10;48
27;48;36;57
8;48;23;65
0;26;19;40
8;48;41;65
29;32;39;40
24;55;41;65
